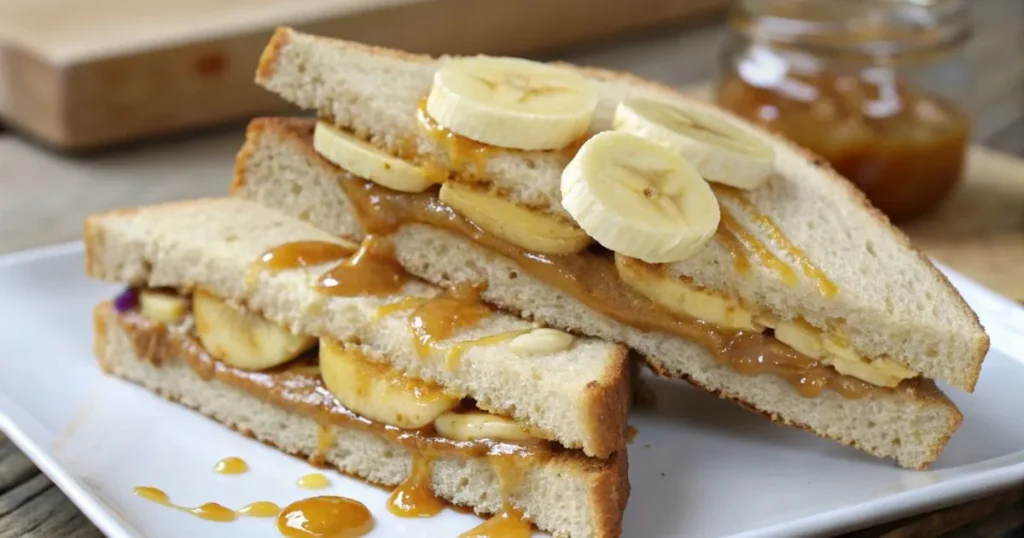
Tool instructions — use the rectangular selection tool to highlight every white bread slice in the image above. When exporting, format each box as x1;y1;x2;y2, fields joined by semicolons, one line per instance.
232;118;963;469
93;302;628;538
254;27;988;392
84;198;630;458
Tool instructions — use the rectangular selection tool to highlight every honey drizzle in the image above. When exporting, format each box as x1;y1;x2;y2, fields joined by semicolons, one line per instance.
132;486;279;522
331;173;880;399
297;473;331;490
715;186;838;297
446;329;532;370
387;453;445;517
408;286;493;358
416;98;493;175
316;235;408;297
255;241;356;272
718;206;799;286
310;424;336;466
372;296;430;321
213;456;249;475
458;456;532;538
277;495;374;537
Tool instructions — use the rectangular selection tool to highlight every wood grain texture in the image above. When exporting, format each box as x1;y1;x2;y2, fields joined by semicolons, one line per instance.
0;1;1022;537
0;0;725;150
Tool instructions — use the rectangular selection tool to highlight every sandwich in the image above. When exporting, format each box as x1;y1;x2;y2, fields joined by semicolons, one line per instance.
235;27;990;469
85;197;631;538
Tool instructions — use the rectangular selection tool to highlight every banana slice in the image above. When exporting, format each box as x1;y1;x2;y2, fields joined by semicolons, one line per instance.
439;181;591;254
615;256;757;330
193;290;315;371
433;411;533;443
774;319;916;387
319;338;459;429
139;290;188;325
613;97;775;189
313;121;434;193
561;131;720;264
426;56;598;150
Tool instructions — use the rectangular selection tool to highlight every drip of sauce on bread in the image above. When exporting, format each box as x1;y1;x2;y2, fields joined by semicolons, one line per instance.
387;453;445;517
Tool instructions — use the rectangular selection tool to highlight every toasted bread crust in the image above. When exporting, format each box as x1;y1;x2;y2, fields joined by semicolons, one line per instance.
93;301;629;538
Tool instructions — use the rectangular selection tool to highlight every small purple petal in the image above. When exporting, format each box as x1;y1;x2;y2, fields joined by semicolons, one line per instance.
113;288;139;312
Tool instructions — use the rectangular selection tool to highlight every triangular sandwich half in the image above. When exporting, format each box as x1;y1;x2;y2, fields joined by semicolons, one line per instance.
86;198;631;538
237;28;990;470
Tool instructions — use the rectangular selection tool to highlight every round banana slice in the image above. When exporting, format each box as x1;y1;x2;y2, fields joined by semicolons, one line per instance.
426;56;598;150
612;97;775;190
561;131;720;264
439;181;592;255
313;121;434;193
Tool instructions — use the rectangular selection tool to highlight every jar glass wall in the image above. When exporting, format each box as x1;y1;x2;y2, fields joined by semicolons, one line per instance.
715;0;972;222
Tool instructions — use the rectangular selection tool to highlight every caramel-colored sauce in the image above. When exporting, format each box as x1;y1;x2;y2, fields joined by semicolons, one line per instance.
725;332;874;398
716;186;838;298
407;286;492;358
238;501;282;518
387;453;445;518
213;456;249;475
371;296;429;321
255;241;356;272
416;98;494;175
277;495;374;538
316;235;408;297
310;424;336;466
118;312;552;460
446;329;532;370
625;426;638;444
332;173;886;399
133;486;277;522
719;206;798;287
458;505;532;538
459;456;532;538
298;473;331;490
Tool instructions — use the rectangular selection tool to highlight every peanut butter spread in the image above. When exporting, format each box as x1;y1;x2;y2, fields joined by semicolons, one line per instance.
116;310;553;460
331;172;885;399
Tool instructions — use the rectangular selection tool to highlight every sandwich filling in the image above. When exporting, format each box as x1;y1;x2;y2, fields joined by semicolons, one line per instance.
310;116;921;399
109;286;560;528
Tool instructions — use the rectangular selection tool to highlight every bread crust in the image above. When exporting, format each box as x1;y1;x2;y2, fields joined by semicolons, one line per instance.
251;28;989;392
93;301;629;538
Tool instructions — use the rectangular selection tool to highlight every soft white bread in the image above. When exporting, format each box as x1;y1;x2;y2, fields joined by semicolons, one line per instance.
93;302;628;538
84;198;630;458
233;118;963;469
254;27;988;391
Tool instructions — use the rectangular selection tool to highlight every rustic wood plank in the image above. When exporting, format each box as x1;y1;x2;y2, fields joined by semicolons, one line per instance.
0;475;103;538
0;444;39;496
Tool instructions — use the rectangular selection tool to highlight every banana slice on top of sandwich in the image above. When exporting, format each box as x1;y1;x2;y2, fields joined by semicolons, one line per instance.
426;56;599;151
561;131;720;264
613;97;775;190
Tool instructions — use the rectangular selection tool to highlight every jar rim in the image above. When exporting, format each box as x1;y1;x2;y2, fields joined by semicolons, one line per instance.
729;0;971;57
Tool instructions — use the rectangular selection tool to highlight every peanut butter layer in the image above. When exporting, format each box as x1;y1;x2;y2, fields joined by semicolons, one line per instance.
115;310;556;460
331;173;890;399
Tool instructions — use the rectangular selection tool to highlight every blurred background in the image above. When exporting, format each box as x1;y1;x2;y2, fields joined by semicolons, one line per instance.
1;1;1023;536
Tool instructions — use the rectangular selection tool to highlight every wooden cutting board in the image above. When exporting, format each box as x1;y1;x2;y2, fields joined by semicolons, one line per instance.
0;0;724;151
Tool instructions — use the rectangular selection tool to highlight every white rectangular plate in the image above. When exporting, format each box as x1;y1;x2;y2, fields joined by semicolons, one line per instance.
1;243;1023;538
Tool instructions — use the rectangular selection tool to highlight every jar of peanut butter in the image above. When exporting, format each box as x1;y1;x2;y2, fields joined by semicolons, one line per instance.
716;0;972;222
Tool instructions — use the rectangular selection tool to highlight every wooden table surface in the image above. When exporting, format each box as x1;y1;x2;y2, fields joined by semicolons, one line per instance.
1;1;1023;536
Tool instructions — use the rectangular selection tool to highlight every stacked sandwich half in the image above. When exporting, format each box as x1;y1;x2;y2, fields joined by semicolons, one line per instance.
86;27;989;537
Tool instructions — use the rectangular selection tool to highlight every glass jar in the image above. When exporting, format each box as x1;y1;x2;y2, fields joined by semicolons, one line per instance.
715;0;972;222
